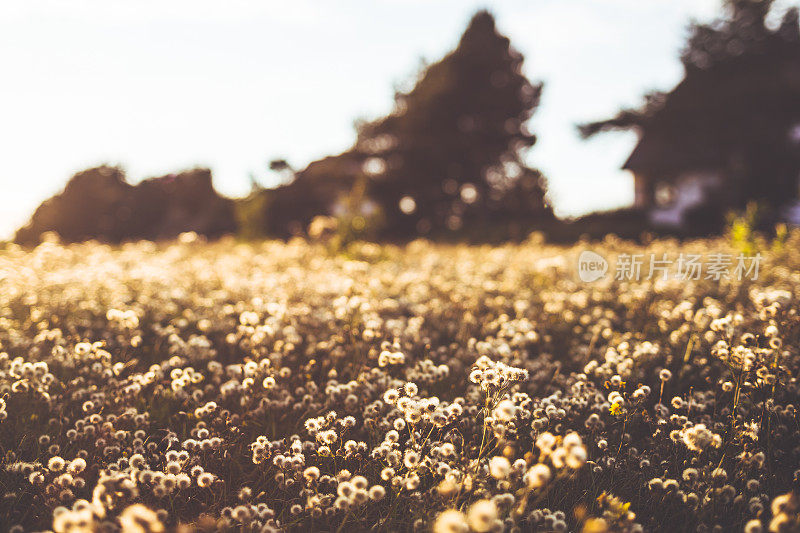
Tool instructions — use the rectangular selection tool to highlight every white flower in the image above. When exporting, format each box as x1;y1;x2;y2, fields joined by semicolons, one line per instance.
368;485;386;500
536;432;557;456
524;463;551;489
566;445;587;469
493;399;516;422
48;456;65;472
466;499;497;532
434;509;468;533
488;456;511;479
680;424;721;453
119;504;164;533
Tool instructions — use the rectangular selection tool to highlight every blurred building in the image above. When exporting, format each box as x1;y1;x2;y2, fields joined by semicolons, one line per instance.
582;1;800;233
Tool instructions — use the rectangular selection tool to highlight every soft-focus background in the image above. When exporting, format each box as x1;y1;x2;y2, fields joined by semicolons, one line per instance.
3;0;799;244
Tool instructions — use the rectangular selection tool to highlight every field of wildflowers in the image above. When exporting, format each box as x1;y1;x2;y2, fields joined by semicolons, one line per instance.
0;233;799;532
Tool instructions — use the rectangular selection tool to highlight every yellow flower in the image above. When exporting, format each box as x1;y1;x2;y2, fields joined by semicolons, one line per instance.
609;402;622;416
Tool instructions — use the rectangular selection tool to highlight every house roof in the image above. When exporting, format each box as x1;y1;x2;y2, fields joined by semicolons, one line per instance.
624;44;800;179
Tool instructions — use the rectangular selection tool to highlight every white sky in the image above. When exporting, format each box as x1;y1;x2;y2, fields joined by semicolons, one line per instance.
1;0;784;239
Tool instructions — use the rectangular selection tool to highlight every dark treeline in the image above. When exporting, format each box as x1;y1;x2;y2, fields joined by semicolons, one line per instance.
17;11;553;246
15;167;235;245
15;2;800;245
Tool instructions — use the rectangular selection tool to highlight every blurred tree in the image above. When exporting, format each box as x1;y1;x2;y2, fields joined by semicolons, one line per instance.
15;166;132;244
130;168;236;240
16;167;235;244
355;10;552;239
249;10;553;241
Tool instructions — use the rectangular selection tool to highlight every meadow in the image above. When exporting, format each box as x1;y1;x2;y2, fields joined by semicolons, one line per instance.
0;233;798;532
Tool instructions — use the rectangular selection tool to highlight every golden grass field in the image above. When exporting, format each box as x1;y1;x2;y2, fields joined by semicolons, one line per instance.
1;233;799;532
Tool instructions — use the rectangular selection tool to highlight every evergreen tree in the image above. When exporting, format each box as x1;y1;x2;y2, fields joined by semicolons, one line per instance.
354;10;552;238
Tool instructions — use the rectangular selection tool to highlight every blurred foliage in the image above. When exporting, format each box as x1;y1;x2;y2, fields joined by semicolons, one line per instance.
726;201;791;255
581;0;800;138
329;178;386;250
682;0;797;70
772;222;788;253
235;189;269;241
727;202;762;255
16;166;236;245
308;177;387;253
